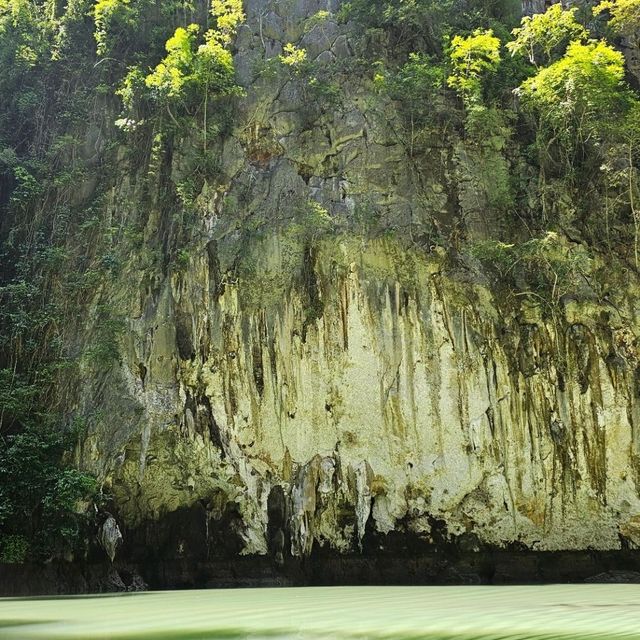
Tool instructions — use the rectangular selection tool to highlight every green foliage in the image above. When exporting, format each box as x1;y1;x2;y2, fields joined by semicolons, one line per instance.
175;247;191;268
0;1;115;565
83;305;125;367
339;0;450;36
115;65;147;123
146;24;204;99
0;369;42;432
465;103;510;143
338;0;451;58
305;10;332;32
149;0;244;103
0;534;28;563
507;5;587;67
595;0;640;36
375;53;445;125
211;0;245;45
287;200;334;243
0;0;51;140
464;0;522;28
600;99;640;264
145;24;237;105
373;52;445;153
471;232;591;302
93;0;241;60
521;39;626;119
0;421;97;561
8;165;42;210
448;29;501;105
279;43;308;68
482;45;532;104
120;0;245;126
519;40;629;165
307;76;342;108
93;0;138;56
341;0;519;54
0;0;50;69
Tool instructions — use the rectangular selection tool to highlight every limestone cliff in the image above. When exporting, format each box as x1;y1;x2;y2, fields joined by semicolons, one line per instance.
55;0;640;570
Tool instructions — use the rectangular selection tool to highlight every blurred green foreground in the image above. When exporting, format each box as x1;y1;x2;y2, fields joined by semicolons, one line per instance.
1;586;640;640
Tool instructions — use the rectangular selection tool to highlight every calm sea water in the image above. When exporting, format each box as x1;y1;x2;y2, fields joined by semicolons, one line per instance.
1;585;639;639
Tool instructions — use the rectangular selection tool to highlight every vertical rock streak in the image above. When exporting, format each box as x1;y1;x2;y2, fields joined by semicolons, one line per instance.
88;239;640;554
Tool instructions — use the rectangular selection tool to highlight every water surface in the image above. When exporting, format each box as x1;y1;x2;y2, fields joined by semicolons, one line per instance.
1;585;639;639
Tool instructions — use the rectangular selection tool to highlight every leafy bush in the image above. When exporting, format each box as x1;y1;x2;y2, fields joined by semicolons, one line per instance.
0;422;97;562
0;534;28;563
117;0;245;131
279;43;308;68
448;29;501;106
595;0;640;37
145;25;238;107
507;4;586;68
340;0;519;54
471;232;591;303
600;100;640;265
211;0;245;45
83;305;125;367
375;53;444;125
519;40;629;167
94;0;140;56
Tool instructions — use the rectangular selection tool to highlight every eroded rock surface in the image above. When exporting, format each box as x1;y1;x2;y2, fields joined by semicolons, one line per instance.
75;0;640;564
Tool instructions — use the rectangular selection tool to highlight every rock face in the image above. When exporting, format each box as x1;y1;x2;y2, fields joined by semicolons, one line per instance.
74;0;640;569
99;516;123;563
521;1;574;16
522;1;550;15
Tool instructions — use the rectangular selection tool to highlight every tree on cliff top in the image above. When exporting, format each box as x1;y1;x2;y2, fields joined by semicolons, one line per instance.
595;0;640;37
507;4;587;67
448;28;502;106
519;40;628;156
142;0;244;117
